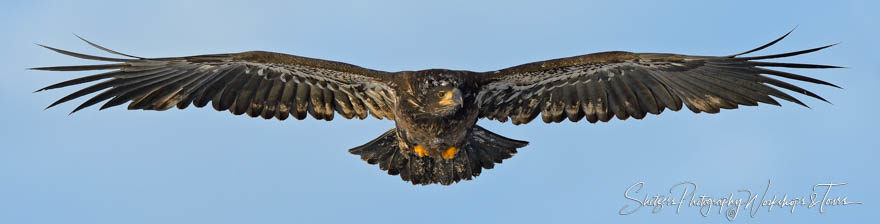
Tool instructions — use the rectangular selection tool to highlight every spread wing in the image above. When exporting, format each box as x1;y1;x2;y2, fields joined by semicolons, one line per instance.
34;37;397;121
476;31;840;124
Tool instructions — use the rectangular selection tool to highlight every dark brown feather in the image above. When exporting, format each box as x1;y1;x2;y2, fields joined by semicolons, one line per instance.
477;32;837;123
36;42;395;121
293;82;310;120
261;80;284;119
246;78;274;118
276;81;297;120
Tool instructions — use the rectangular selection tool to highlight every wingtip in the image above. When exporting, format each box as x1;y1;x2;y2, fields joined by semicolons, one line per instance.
34;43;66;54
798;102;811;109
68;107;84;115
812;95;831;104
727;28;796;58
72;34;144;59
787;97;809;108
827;82;843;89
812;43;839;52
34;43;51;49
44;103;57;110
781;26;796;40
820;43;838;50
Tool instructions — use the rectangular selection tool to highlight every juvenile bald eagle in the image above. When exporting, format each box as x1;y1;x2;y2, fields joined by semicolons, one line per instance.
34;31;839;185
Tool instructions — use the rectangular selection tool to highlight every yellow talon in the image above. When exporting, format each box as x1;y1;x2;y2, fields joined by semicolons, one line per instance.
414;145;428;157
442;146;458;159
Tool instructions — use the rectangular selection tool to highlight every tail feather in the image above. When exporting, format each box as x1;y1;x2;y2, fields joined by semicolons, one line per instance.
349;125;528;185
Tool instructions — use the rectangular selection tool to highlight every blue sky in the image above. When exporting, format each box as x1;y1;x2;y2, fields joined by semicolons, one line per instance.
1;0;877;223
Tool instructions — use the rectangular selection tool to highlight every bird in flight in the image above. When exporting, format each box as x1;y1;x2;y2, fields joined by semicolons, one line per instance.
34;30;839;185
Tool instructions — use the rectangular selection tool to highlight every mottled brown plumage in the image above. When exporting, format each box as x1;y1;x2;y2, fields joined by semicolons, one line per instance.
33;31;839;185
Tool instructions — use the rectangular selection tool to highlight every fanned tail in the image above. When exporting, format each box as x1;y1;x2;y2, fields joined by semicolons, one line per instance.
349;125;528;185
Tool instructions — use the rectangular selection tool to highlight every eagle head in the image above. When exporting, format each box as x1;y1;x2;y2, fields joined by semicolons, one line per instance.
414;75;464;116
424;86;462;116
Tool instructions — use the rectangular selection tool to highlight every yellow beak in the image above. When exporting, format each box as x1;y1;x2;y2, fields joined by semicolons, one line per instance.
438;90;457;106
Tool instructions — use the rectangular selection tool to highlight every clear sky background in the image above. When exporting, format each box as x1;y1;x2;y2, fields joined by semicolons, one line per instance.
1;0;877;223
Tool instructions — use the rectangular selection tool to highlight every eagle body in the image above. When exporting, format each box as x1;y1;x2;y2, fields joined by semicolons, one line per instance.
33;31;839;185
393;69;481;158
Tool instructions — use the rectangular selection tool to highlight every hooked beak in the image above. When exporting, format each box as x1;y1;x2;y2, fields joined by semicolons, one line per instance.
438;88;462;106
